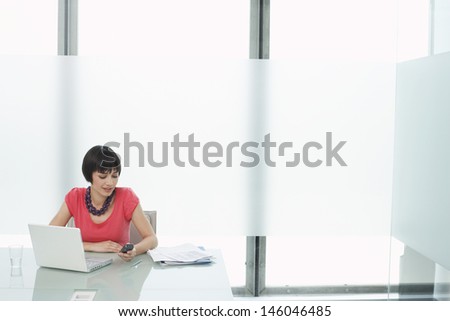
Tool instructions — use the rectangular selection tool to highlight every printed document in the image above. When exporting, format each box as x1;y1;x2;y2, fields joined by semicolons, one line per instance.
148;243;213;265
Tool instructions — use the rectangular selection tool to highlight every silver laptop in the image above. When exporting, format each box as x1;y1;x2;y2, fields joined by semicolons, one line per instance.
28;224;113;273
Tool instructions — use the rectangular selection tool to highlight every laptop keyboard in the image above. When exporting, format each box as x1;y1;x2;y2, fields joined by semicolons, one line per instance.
86;258;108;271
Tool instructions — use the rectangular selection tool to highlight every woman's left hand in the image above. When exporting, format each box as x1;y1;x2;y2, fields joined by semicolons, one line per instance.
118;246;137;262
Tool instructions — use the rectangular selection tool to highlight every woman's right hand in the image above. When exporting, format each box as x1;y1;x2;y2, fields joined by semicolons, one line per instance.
83;241;122;253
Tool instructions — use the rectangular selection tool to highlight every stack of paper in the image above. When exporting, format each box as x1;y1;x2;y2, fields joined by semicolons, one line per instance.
148;243;214;265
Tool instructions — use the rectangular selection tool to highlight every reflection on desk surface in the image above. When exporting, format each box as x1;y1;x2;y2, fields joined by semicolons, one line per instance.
33;254;152;301
0;248;232;301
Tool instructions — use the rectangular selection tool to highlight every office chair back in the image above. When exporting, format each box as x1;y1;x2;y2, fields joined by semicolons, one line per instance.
130;210;157;244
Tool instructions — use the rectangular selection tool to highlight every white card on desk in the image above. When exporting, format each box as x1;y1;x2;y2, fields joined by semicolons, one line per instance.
71;290;97;301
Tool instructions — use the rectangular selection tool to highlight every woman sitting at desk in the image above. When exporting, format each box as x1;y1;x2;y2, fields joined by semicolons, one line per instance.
50;145;157;262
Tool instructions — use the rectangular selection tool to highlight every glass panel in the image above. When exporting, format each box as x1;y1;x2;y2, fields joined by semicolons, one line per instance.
392;52;450;300
263;59;395;298
0;57;254;288
0;0;57;55
1;57;395;290
77;0;250;289
78;0;249;58
267;236;391;298
434;0;450;54
0;57;63;233
395;0;450;61
271;0;397;61
267;1;397;297
397;0;429;62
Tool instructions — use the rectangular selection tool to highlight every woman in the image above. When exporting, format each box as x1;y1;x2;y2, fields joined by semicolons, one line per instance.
50;145;157;262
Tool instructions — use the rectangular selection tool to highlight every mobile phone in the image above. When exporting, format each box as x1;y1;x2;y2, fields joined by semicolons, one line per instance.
120;243;134;253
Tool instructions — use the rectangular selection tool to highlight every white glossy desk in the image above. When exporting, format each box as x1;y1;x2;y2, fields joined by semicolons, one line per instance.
0;248;233;301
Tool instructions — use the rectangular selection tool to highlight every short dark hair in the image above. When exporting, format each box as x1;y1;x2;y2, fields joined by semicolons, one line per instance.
82;145;121;183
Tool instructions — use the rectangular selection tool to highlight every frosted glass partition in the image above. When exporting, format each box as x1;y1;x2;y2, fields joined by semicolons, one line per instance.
392;52;450;270
265;60;395;236
0;57;63;233
0;56;395;238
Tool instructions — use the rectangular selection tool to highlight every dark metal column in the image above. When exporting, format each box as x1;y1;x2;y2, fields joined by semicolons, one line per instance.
246;0;270;297
58;0;78;55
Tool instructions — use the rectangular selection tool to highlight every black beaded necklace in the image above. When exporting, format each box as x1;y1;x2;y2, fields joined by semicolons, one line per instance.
84;186;115;216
